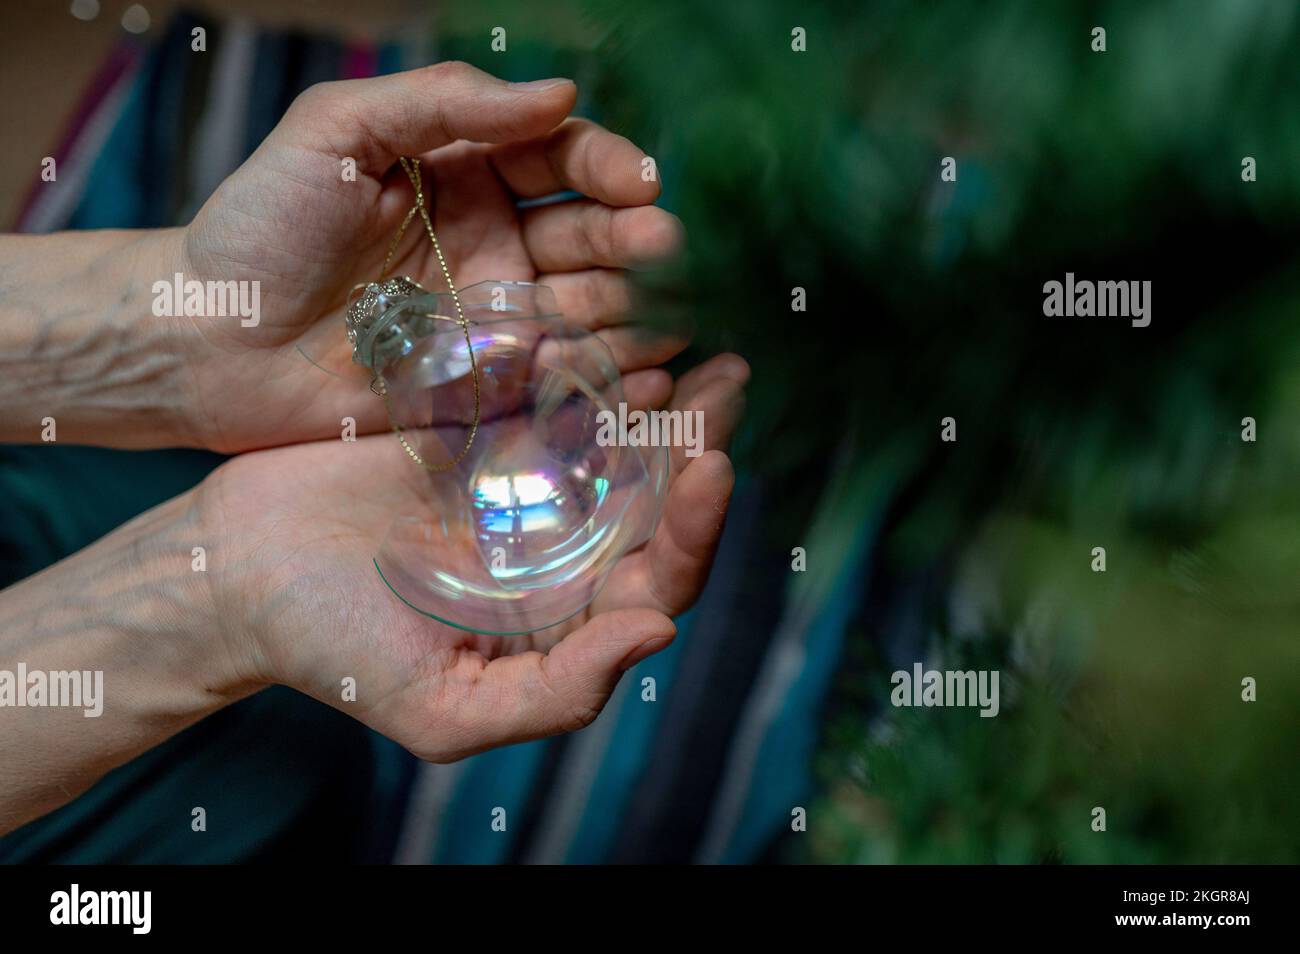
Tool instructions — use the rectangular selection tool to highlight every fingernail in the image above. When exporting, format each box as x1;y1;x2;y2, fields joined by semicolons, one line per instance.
507;77;574;92
618;634;675;671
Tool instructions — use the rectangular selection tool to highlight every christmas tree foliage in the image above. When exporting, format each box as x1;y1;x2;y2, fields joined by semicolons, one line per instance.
442;0;1300;862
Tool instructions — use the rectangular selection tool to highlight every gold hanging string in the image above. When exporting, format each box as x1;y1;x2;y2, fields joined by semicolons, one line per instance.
373;157;481;472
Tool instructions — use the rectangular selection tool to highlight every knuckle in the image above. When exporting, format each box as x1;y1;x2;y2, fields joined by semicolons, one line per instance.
425;59;475;83
581;203;611;260
599;269;631;309
289;80;341;116
536;657;602;732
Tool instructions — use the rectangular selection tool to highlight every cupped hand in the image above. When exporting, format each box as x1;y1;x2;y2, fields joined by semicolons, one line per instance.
173;62;685;453
196;353;749;761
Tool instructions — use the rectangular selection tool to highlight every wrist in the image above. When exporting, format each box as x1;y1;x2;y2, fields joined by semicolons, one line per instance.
190;476;279;697
0;488;258;832
119;486;269;704
0;228;200;449
22;490;257;707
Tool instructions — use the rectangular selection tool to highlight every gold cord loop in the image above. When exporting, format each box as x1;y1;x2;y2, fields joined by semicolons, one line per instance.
374;157;481;472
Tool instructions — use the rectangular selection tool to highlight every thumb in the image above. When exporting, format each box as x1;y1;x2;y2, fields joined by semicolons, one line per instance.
279;61;576;174
464;609;676;751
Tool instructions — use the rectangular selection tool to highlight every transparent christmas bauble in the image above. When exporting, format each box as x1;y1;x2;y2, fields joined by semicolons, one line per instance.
346;278;667;635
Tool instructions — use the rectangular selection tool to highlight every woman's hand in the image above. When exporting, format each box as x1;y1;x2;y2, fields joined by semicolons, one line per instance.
176;61;686;453
0;63;684;454
196;353;748;761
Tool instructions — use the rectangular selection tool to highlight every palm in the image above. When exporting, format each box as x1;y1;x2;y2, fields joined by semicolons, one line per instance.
178;140;536;453
206;433;515;760
202;349;745;760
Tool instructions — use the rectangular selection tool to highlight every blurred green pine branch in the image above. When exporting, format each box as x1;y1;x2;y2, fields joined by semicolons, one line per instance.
438;0;1300;862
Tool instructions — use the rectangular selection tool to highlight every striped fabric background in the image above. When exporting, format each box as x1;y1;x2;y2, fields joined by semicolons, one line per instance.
0;9;889;865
